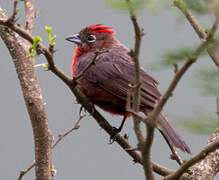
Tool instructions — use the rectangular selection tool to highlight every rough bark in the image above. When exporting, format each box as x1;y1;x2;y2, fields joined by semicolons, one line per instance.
181;129;219;180
0;8;52;180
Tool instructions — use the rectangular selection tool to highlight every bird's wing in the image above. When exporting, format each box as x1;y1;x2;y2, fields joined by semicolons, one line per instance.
77;51;161;108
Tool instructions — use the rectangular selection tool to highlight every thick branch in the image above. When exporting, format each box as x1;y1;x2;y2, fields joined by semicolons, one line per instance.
0;7;52;180
179;98;219;180
162;140;219;180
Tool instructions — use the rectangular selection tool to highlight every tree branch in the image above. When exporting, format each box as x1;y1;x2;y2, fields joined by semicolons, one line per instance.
179;98;219;180
18;162;35;180
17;113;84;180
0;5;52;180
126;0;144;146
51;115;84;149
126;0;156;179
24;0;35;34
173;0;219;68
161;140;219;180
147;17;219;131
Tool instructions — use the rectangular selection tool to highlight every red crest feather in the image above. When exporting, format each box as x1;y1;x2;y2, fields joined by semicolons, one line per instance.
87;24;116;34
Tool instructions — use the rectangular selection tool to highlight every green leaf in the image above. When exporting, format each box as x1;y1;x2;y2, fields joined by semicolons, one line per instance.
28;35;42;58
181;111;218;134
45;26;56;46
15;8;19;14
41;63;49;68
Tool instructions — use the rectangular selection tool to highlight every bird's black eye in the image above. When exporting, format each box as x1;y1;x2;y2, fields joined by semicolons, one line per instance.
87;34;96;42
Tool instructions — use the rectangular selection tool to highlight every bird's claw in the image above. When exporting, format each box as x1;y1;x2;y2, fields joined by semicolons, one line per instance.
109;127;121;144
88;101;95;115
79;101;95;117
79;105;87;116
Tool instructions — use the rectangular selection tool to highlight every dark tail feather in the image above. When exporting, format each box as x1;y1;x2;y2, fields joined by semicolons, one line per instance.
158;112;191;154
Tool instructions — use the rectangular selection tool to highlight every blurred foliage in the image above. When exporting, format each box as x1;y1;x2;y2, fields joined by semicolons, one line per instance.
106;0;146;12
181;110;218;134
106;0;209;15
194;68;219;96
105;0;169;14
183;0;208;15
150;46;207;70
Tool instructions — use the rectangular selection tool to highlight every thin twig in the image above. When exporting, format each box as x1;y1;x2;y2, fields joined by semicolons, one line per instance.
126;108;145;121
161;140;219;180
173;0;219;68
147;17;219;131
126;85;145;144
125;147;139;151
18;115;84;179
0;20;73;86
126;0;155;180
161;131;183;165
52;115;84;149
143;124;156;179
18;162;35;180
173;64;178;74
173;0;207;39
6;0;19;24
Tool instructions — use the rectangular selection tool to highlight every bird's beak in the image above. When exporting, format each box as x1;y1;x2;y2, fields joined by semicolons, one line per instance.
65;33;82;45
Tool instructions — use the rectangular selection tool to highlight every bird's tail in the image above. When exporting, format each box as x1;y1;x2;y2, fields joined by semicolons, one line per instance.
158;112;191;154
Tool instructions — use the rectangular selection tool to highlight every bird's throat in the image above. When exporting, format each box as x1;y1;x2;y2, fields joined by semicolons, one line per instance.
71;46;90;75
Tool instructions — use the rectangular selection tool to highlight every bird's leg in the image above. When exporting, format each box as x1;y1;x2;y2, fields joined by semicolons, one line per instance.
109;116;127;144
79;105;84;116
88;100;95;115
79;100;95;116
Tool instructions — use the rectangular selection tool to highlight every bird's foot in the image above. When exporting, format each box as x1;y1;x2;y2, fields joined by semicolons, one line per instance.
88;100;95;115
109;127;121;144
79;101;95;116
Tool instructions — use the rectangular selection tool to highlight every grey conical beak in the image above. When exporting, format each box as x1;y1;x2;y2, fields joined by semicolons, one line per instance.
65;33;82;45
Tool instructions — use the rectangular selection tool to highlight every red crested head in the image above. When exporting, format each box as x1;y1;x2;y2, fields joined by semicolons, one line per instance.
66;24;116;48
86;24;116;34
66;24;117;75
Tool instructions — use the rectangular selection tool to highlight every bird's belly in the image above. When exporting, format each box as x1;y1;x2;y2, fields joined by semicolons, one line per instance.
77;79;130;116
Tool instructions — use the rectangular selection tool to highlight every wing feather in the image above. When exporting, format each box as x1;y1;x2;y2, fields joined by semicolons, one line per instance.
76;50;161;109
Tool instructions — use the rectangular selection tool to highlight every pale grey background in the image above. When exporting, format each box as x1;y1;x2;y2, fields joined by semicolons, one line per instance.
0;0;217;179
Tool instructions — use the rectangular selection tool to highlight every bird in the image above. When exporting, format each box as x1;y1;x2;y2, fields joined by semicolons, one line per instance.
66;24;191;154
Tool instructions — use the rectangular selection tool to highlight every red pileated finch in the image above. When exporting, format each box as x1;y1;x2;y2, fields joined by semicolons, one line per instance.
66;24;191;154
